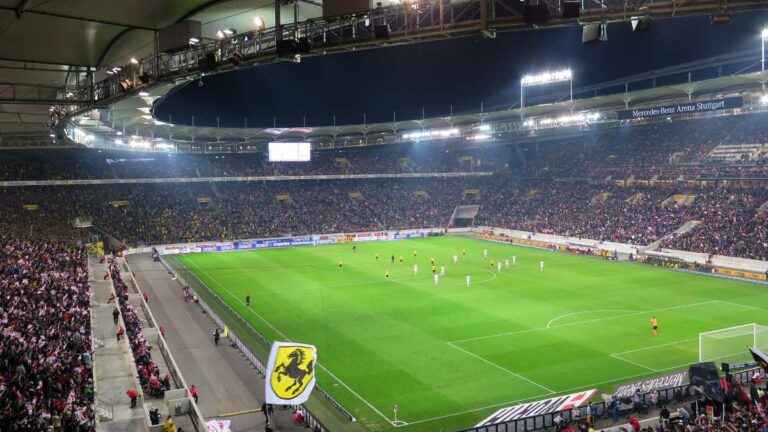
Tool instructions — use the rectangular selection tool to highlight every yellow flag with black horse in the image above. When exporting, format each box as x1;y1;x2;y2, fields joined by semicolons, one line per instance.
265;341;317;405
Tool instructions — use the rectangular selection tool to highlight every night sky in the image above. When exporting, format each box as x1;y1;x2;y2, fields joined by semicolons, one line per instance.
154;10;768;128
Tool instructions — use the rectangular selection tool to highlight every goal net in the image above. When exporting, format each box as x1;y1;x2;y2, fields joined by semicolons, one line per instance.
699;323;768;363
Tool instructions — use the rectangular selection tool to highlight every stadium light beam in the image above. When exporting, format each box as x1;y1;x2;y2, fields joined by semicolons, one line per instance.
520;68;573;118
254;16;265;30
762;28;768;72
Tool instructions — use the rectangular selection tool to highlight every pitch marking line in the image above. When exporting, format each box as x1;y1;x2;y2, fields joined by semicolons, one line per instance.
449;300;721;344
446;342;556;394
546;309;639;328
608;353;659;372
184;259;398;425
611;338;698;356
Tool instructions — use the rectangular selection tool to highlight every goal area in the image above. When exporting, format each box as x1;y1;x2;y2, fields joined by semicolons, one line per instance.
699;323;768;363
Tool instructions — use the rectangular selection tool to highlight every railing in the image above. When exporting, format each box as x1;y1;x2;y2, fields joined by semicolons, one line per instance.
159;254;355;430
121;257;208;431
459;366;763;432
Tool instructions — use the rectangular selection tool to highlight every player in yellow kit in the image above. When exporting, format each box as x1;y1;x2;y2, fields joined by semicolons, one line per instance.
650;316;658;336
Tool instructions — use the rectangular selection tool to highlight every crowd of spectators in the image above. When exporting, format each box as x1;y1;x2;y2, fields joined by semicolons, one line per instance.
2;111;768;260
521;113;768;181
0;240;94;431
660;188;768;260
108;260;170;400
1;176;767;259
0;144;496;181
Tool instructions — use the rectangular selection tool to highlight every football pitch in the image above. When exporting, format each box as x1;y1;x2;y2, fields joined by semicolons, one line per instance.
174;236;768;432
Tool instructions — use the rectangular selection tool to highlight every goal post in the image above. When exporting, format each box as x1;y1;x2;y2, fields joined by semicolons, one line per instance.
699;323;768;363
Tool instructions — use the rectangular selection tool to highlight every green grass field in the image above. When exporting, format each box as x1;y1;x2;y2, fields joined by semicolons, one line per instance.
176;236;768;432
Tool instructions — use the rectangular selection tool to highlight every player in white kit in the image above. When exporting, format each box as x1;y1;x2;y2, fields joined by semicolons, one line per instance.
540;260;544;271
452;255;458;264
512;256;517;265
440;266;445;276
433;274;439;285
466;275;471;287
497;262;502;272
413;264;418;275
483;249;488;259
505;259;509;268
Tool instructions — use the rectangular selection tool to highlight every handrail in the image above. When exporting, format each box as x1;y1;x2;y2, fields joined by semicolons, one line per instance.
121;257;208;431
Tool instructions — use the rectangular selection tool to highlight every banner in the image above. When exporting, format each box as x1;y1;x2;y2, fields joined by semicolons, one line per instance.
617;96;743;120
476;389;596;427
613;370;688;399
265;341;317;405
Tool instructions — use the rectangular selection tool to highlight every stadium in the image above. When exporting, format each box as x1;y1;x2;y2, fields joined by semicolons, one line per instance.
7;1;768;432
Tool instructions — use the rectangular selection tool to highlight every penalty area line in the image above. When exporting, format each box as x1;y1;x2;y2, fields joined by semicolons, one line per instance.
448;300;721;344
183;259;399;425
546;309;640;329
446;342;556;394
609;353;659;372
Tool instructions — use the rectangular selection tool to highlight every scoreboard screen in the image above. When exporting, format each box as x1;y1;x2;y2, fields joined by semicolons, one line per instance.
268;142;311;162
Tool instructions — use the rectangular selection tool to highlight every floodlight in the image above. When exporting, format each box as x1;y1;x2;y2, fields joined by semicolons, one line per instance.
761;94;768;105
216;30;225;39
253;16;265;30
130;57;139;64
189;37;200;45
763;28;768;39
520;69;572;86
467;133;491;141
138;91;150;97
520;68;574;116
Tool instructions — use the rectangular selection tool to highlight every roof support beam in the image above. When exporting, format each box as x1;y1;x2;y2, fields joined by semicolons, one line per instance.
14;0;30;18
96;28;135;68
0;64;74;73
0;56;91;68
0;98;90;105
0;6;157;31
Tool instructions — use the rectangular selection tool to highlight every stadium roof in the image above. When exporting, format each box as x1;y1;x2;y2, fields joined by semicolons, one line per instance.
0;0;289;138
4;0;768;147
60;69;768;153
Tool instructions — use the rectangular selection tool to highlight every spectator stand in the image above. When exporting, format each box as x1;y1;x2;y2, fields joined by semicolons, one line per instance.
117;257;207;431
88;254;145;429
159;254;348;432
